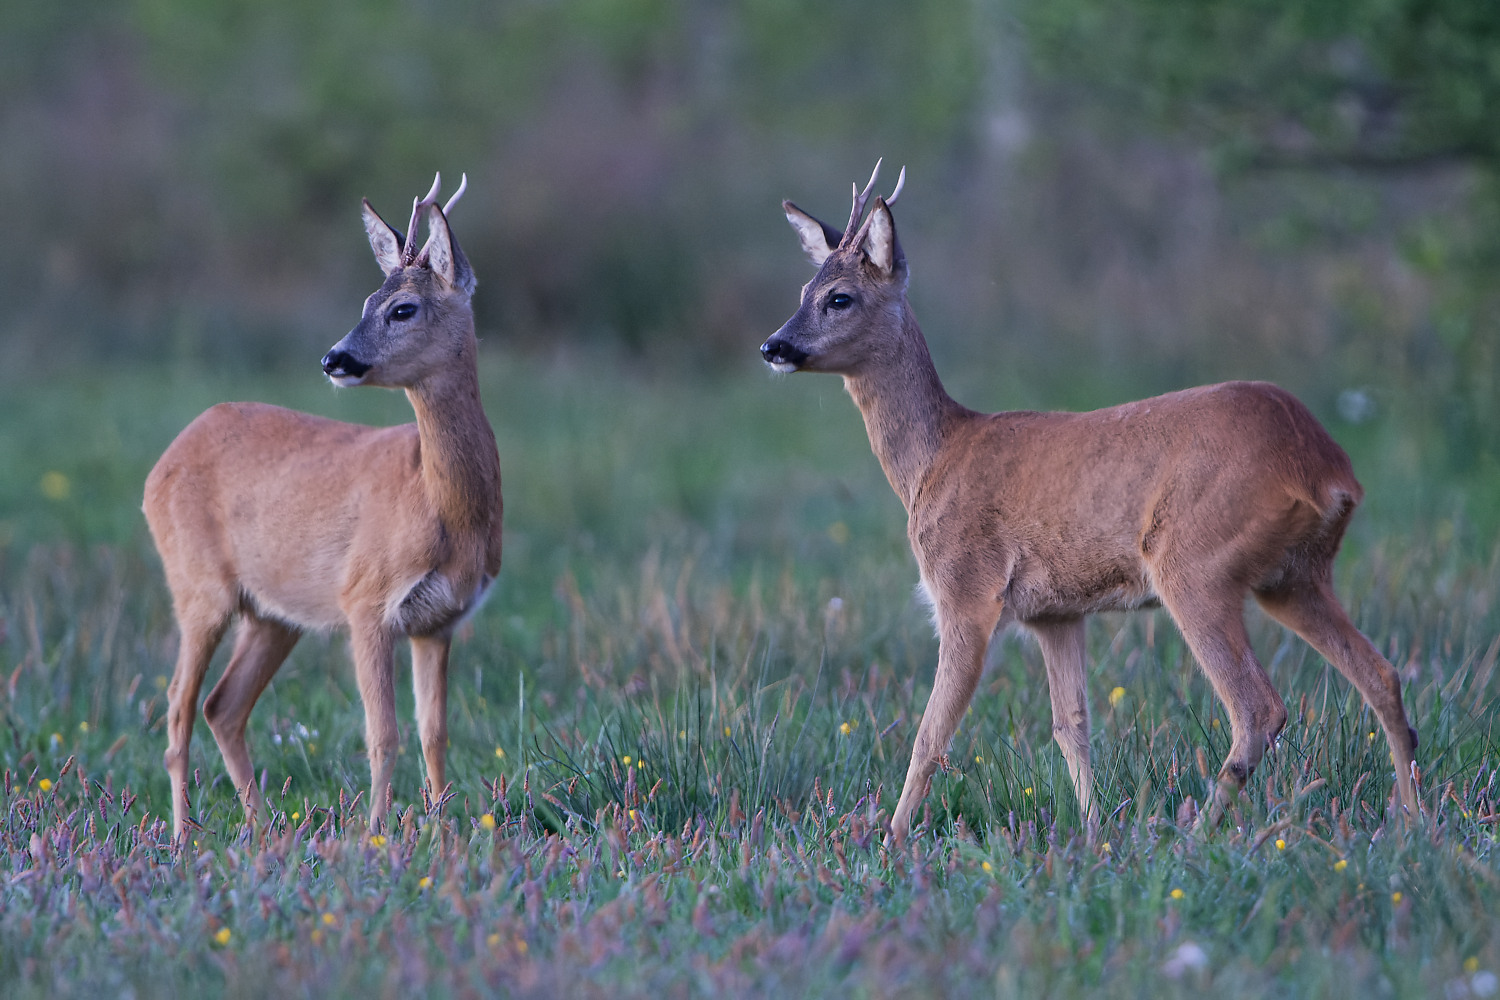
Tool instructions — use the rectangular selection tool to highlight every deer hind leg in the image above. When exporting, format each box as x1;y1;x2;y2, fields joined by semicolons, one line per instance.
1156;582;1287;832
890;600;1003;847
1255;580;1419;822
202;612;300;834
350;619;399;832
410;635;451;810
1031;618;1097;834
163;605;231;845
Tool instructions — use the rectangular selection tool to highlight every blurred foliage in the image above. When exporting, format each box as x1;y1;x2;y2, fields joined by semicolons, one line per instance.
1018;0;1500;170
1;0;1497;534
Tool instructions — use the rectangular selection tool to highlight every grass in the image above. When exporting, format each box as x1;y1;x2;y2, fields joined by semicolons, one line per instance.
2;347;1500;997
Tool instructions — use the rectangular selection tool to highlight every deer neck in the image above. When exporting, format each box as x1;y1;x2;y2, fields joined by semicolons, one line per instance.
842;308;957;512
405;350;499;537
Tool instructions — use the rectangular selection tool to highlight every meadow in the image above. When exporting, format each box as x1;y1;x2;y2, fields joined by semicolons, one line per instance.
2;347;1499;998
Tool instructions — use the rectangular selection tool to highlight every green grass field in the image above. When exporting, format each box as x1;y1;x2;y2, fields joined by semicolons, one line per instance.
2;350;1499;997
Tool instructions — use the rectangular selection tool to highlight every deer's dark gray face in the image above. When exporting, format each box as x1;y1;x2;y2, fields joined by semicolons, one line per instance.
762;177;907;377
761;253;895;375
323;180;476;389
323;270;469;389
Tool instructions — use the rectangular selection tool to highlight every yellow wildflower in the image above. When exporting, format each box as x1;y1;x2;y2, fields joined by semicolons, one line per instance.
495;747;506;759
419;876;432;890
1108;686;1126;708
79;722;89;733
480;813;497;831
321;912;336;926
1392;891;1403;904
370;835;387;847
39;471;70;501
1334;859;1348;872
213;927;232;946
1275;839;1286;851
1466;957;1481;974
38;779;52;792
487;933;501;948
982;861;993;873
840;723;852;736
1170;888;1185;900
622;755;632;766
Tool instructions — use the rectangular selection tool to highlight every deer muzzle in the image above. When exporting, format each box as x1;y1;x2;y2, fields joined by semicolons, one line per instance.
322;348;372;385
760;335;809;372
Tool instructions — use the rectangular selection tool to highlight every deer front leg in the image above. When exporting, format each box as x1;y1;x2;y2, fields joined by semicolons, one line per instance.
350;620;399;832
163;611;230;845
1031;617;1097;835
203;614;300;835
890;602;1001;847
410;634;451;810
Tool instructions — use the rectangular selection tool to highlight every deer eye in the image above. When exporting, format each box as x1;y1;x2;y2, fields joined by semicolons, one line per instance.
827;293;853;311
389;302;418;322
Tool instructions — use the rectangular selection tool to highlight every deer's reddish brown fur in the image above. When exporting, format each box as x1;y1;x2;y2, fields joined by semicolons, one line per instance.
145;175;502;842
761;162;1419;844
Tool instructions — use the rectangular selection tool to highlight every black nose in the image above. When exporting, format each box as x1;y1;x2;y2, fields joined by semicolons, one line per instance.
321;349;371;378
760;337;809;368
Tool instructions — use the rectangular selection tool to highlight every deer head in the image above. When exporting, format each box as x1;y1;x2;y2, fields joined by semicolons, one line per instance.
323;173;476;388
761;160;907;375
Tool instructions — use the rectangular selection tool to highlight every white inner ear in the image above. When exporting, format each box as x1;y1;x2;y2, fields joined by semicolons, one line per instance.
862;204;895;274
785;207;834;266
363;203;404;276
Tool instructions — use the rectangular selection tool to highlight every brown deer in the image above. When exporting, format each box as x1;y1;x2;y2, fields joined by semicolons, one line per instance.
145;174;502;843
760;161;1419;845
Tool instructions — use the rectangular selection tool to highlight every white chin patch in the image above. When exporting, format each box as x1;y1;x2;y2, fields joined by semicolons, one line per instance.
766;361;799;374
328;374;367;387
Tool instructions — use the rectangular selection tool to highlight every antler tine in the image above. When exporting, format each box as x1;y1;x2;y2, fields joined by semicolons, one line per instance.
884;166;906;209
404;173;444;264
441;173;468;217
842;158;883;240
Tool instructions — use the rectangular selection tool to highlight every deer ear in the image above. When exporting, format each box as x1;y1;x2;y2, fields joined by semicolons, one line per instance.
362;199;405;276
783;201;842;266
417;205;477;296
860;199;903;277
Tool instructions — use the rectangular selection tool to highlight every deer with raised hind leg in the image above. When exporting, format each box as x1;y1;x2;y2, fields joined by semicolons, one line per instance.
760;161;1420;846
145;173;503;844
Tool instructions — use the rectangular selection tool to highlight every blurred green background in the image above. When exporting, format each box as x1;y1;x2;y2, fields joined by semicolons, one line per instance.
3;0;1498;546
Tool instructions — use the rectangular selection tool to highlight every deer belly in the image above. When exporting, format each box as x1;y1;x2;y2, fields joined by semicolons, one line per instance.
392;571;494;636
1005;561;1157;619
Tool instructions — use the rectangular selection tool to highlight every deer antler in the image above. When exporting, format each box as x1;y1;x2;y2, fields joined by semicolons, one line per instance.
847;164;908;250
840;159;884;246
403;173;445;266
442;173;468;217
884;166;906;209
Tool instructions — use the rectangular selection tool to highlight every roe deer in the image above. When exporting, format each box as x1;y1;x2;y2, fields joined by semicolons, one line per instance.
145;174;502;842
760;161;1419;845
